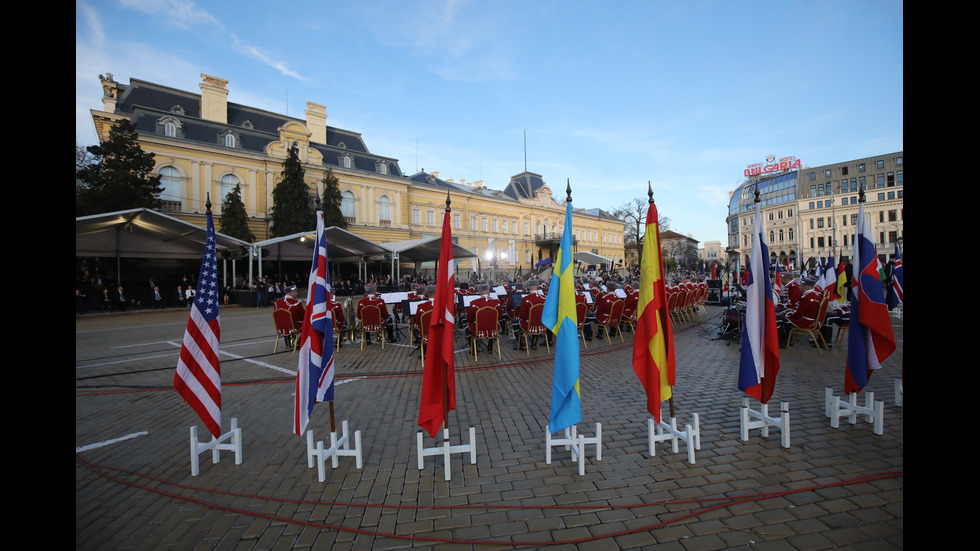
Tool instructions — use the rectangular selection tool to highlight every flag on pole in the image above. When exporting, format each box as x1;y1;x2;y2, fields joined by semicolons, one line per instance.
846;196;896;393
710;263;716;279
418;195;457;438
889;244;903;308
773;263;783;302
836;259;848;300
814;259;824;288
542;183;581;433
631;188;676;423
174;198;222;437
738;191;781;403
294;211;335;436
825;256;839;300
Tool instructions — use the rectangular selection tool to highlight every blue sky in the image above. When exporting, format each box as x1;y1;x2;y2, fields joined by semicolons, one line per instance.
76;0;903;244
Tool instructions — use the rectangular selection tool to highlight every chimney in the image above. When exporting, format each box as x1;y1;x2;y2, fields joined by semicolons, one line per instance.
99;74;118;112
305;102;327;145
199;74;228;124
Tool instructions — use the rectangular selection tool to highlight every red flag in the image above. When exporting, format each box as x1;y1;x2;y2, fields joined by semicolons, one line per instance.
632;194;675;423
418;198;456;438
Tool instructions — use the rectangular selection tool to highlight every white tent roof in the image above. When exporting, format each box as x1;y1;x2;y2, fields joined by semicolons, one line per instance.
75;208;248;259
379;237;477;263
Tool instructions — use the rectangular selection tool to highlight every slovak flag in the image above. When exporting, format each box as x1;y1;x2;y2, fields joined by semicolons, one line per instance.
824;256;839;300
738;196;780;403
845;197;896;393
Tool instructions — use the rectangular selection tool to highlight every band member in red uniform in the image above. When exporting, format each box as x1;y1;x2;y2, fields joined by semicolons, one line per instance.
356;283;392;344
412;284;435;342
274;285;305;347
516;279;547;350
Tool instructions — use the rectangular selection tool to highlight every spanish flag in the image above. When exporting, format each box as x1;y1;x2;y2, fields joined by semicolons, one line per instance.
631;189;675;423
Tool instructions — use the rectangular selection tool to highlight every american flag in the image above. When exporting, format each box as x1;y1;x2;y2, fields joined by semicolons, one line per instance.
174;204;222;438
294;211;335;436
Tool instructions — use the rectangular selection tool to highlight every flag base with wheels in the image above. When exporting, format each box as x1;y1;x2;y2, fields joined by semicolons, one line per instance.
739;398;791;448
894;378;903;407
545;423;602;476
825;388;884;435
188;418;243;476
306;421;363;482
648;413;701;464
416;426;477;481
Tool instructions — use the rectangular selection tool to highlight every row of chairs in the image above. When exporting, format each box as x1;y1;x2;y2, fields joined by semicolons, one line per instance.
668;287;706;324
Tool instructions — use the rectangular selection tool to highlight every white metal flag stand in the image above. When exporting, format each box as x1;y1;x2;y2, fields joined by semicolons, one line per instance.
648;413;701;464
416;427;477;481
188;417;243;476
545;423;602;476
825;388;884;435
306;421;363;482
739;398;791;448
894;378;903;407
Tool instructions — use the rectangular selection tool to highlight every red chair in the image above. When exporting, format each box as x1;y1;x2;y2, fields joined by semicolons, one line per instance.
519;302;550;354
787;292;831;352
273;308;300;354
359;304;386;350
470;306;501;360
418;308;432;364
576;300;589;349
596;299;625;343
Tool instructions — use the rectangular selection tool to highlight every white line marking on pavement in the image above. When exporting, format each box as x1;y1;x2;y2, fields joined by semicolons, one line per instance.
76;431;149;453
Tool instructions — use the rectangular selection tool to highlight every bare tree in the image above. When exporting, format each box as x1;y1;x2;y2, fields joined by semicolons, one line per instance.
614;197;671;268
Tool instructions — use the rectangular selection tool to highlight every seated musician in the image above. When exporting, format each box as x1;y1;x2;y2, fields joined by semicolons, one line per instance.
325;289;346;331
356;283;394;344
576;284;594;341
594;281;619;339
515;279;547;350
274;285;305;347
776;277;824;342
467;283;504;353
412;284;435;342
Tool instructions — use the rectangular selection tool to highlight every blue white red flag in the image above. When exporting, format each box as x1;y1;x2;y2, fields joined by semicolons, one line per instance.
889;244;903;308
738;198;781;403
294;211;335;436
845;199;896;393
175;204;222;437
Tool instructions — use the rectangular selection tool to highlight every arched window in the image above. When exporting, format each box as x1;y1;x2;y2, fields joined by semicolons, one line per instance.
378;195;391;224
224;133;236;147
341;191;355;219
342;155;352;169
221;174;240;204
159;166;182;210
164;122;176;137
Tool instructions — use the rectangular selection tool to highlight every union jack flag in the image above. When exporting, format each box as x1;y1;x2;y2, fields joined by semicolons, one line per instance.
889;244;903;308
294;211;335;435
174;204;222;438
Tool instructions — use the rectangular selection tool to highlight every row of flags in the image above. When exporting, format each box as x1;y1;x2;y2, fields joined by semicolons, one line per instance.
173;187;900;449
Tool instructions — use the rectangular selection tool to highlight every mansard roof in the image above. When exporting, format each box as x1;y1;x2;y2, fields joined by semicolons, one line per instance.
112;78;401;177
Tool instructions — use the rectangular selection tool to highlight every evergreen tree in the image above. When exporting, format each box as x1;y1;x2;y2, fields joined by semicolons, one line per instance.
270;143;314;236
76;119;163;216
220;184;255;242
320;168;347;229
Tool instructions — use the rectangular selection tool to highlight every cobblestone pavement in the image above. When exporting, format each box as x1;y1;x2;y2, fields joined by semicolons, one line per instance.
76;304;903;550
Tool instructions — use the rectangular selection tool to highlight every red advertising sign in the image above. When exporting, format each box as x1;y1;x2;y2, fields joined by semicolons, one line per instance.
745;155;801;177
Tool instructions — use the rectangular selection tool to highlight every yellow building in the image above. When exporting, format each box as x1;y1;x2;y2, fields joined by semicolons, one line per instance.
90;73;625;279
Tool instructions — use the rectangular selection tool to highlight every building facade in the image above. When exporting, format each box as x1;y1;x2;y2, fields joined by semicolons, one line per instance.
726;152;904;272
89;73;626;278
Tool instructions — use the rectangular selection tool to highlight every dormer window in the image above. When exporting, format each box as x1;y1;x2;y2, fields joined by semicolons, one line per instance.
378;162;388;175
157;116;182;138
341;154;352;169
170;105;185;115
219;130;239;148
241;120;254;129
225;134;235;147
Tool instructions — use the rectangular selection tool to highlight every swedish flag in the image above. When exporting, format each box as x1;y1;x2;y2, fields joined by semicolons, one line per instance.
542;184;581;433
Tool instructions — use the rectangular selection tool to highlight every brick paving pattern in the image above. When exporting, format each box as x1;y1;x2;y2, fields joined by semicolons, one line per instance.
76;304;903;550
